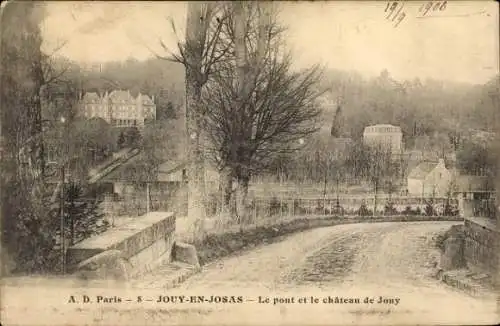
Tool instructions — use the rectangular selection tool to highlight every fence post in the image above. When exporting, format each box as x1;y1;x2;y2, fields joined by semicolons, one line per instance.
268;198;271;220
253;198;257;222
280;196;283;219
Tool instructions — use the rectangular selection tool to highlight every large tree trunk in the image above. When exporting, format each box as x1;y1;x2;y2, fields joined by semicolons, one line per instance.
184;2;209;242
232;1;249;223
219;167;234;225
235;174;250;226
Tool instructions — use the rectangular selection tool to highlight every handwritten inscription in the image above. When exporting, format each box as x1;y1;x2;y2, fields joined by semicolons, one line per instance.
385;1;448;27
419;1;447;17
385;1;407;28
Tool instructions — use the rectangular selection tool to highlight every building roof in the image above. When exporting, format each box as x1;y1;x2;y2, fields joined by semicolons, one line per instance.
363;124;402;134
454;175;495;193
138;93;154;105
82;92;101;103
98;154;185;183
98;154;218;183
408;161;439;180
108;90;134;103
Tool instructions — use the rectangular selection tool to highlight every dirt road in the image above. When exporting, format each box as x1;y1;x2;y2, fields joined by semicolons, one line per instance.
2;222;498;325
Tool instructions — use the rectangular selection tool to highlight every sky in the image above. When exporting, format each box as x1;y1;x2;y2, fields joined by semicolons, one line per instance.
41;1;499;85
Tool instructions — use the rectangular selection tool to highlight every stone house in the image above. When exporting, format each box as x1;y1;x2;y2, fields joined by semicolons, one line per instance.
95;154;220;216
97;155;220;198
407;159;452;197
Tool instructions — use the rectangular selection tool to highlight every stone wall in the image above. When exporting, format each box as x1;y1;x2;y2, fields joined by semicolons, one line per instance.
463;218;499;277
67;212;176;279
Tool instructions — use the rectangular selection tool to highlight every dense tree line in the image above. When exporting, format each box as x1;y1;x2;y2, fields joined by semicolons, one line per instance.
1;2;57;272
320;69;499;145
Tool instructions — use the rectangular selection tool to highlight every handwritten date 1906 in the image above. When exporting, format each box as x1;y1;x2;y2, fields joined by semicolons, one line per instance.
385;1;447;28
419;1;447;16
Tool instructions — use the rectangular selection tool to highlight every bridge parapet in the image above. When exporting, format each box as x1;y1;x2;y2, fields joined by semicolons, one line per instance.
67;212;176;279
463;217;499;279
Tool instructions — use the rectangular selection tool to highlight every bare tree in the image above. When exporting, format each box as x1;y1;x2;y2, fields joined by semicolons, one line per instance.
363;143;393;216
148;2;231;241
202;3;323;222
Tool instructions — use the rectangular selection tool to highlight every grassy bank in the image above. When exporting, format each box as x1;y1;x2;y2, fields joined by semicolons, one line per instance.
193;215;463;266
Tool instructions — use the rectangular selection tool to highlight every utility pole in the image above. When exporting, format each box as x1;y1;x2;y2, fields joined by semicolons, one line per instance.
60;164;65;274
59;116;67;274
146;182;150;214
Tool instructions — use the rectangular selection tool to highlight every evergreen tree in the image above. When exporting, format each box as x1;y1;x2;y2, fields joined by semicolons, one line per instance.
64;182;107;245
330;103;344;137
117;131;125;149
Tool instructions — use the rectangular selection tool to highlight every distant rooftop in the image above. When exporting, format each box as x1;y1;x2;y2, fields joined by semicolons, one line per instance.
363;124;402;133
408;160;445;180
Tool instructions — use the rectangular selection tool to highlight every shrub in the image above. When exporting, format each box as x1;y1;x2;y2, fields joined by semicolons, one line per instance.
314;199;324;214
2;180;60;274
269;196;281;216
206;193;219;216
384;201;398;216
357;203;372;216
403;206;413;216
331;201;345;216
425;202;436;216
443;201;459;216
293;199;305;215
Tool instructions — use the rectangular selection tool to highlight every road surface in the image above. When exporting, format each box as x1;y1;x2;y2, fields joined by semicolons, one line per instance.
1;222;498;325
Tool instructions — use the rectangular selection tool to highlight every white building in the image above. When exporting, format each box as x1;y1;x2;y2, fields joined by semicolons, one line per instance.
363;124;403;155
79;90;156;127
407;159;452;197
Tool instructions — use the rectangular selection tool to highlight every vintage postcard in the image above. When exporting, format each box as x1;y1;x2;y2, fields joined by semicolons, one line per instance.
1;0;499;325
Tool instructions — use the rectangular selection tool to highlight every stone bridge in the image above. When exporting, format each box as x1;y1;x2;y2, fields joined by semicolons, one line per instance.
66;212;200;285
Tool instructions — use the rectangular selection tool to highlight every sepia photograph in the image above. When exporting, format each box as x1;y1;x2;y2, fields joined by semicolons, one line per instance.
1;0;499;325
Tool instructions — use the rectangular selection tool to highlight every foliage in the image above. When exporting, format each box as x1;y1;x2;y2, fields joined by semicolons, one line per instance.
63;182;108;244
424;201;436;216
0;2;59;273
357;202;372;216
156;100;178;120
384;201;398;216
403;205;420;216
443;200;459;217
269;196;281;216
2;179;59;273
456;140;498;176
330;103;344;137
118;126;142;149
121;119;185;187
320;69;499;143
1;1;46;183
